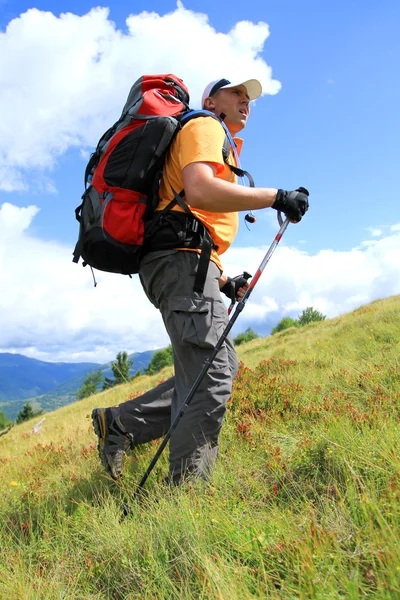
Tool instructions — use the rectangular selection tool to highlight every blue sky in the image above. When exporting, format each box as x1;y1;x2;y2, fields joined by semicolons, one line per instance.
0;0;399;363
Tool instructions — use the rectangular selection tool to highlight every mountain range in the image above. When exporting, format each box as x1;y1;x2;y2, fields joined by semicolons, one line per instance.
0;350;154;422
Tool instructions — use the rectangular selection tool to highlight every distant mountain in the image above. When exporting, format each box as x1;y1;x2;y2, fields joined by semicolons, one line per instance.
0;350;155;421
0;353;100;402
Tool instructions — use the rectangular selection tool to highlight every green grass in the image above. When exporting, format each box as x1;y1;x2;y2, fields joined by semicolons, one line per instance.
1;295;399;599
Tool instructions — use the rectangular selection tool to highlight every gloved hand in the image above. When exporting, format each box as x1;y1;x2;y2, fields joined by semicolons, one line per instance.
220;272;252;303
272;187;309;222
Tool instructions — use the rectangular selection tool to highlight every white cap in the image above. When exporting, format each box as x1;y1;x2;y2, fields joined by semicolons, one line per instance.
201;78;262;107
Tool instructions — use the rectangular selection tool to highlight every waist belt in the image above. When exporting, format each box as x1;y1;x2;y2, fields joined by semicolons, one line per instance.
143;200;217;294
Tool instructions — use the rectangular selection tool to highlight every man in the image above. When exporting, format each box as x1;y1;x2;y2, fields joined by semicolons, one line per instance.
92;77;309;485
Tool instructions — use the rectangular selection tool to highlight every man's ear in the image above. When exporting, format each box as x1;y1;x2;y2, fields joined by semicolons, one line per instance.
204;97;215;110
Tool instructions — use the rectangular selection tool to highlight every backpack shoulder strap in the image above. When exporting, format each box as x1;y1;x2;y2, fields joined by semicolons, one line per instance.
179;110;255;188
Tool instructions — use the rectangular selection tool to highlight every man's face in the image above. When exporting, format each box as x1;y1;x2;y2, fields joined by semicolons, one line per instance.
205;85;250;134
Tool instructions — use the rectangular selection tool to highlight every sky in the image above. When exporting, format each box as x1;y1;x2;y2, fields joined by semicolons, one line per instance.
0;0;399;364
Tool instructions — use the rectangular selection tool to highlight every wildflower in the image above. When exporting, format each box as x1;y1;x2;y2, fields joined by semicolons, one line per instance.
10;481;18;486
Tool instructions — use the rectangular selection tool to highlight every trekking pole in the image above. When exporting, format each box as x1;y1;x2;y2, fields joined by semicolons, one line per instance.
133;211;291;497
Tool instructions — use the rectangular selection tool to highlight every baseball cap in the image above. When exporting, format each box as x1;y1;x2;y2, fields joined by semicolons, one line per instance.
201;78;262;107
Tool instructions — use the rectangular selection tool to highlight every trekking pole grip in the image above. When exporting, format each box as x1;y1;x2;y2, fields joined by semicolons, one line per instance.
277;186;309;226
227;271;252;315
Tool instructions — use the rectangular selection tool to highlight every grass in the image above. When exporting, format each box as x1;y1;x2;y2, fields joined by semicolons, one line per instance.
0;294;399;599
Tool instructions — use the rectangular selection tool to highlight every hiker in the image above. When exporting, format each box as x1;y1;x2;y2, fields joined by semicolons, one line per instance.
92;77;309;485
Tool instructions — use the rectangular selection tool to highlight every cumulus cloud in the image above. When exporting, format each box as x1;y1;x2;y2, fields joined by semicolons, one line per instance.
0;202;169;363
220;226;400;334
0;3;280;191
1;203;399;362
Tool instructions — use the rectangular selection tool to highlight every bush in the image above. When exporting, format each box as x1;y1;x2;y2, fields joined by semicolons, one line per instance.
298;307;326;326
271;317;300;335
233;327;259;346
145;345;174;375
271;307;327;335
0;409;12;429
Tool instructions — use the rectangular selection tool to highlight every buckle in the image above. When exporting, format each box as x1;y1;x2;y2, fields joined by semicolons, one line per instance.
189;218;199;233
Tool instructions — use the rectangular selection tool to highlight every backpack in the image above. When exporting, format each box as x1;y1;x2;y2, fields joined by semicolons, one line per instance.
72;74;254;291
72;74;190;277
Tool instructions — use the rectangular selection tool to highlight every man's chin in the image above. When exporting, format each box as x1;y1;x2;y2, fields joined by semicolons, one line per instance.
224;118;245;135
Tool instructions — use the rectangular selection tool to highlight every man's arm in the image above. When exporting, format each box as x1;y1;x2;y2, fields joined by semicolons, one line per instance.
182;162;277;213
218;274;229;288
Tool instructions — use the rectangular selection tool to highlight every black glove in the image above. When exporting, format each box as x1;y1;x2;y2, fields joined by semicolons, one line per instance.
272;187;309;222
221;272;252;303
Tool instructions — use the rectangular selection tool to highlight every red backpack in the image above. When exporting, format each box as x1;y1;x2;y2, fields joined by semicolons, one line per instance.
72;74;190;276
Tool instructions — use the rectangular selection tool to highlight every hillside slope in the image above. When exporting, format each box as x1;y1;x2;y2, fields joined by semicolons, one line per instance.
0;295;399;599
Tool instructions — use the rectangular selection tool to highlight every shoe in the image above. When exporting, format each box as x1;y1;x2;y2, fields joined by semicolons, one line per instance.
91;407;133;480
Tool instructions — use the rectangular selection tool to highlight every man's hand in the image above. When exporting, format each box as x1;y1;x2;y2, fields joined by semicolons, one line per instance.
272;188;309;222
220;273;251;303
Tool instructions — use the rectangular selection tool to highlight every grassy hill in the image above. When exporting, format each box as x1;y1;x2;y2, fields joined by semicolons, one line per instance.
0;295;399;599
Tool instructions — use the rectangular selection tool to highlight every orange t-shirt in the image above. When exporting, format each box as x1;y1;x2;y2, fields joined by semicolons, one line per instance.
157;116;243;272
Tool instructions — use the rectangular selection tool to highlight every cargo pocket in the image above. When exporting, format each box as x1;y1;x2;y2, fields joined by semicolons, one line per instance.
168;296;227;349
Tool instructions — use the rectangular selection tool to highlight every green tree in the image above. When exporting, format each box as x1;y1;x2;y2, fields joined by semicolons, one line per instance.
233;327;259;346
145;345;174;375
0;409;12;429
102;377;116;390
102;351;133;390
271;317;300;334
16;403;43;424
298;307;326;326
76;370;103;400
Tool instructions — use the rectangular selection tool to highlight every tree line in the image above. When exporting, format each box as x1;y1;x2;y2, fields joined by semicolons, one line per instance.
76;348;175;401
271;306;326;334
0;307;326;425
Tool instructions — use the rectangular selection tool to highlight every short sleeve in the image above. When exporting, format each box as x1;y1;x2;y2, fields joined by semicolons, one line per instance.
178;117;226;174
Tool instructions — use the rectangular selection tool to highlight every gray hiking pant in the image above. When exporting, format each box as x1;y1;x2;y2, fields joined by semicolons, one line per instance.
119;250;238;484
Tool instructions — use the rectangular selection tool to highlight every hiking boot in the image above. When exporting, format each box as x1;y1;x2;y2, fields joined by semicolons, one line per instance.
91;407;133;480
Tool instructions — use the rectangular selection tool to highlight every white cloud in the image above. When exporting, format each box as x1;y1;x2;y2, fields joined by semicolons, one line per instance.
0;203;169;363
1;203;399;362
391;223;400;232
0;4;280;191
220;228;400;331
366;226;383;237
0;202;39;236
